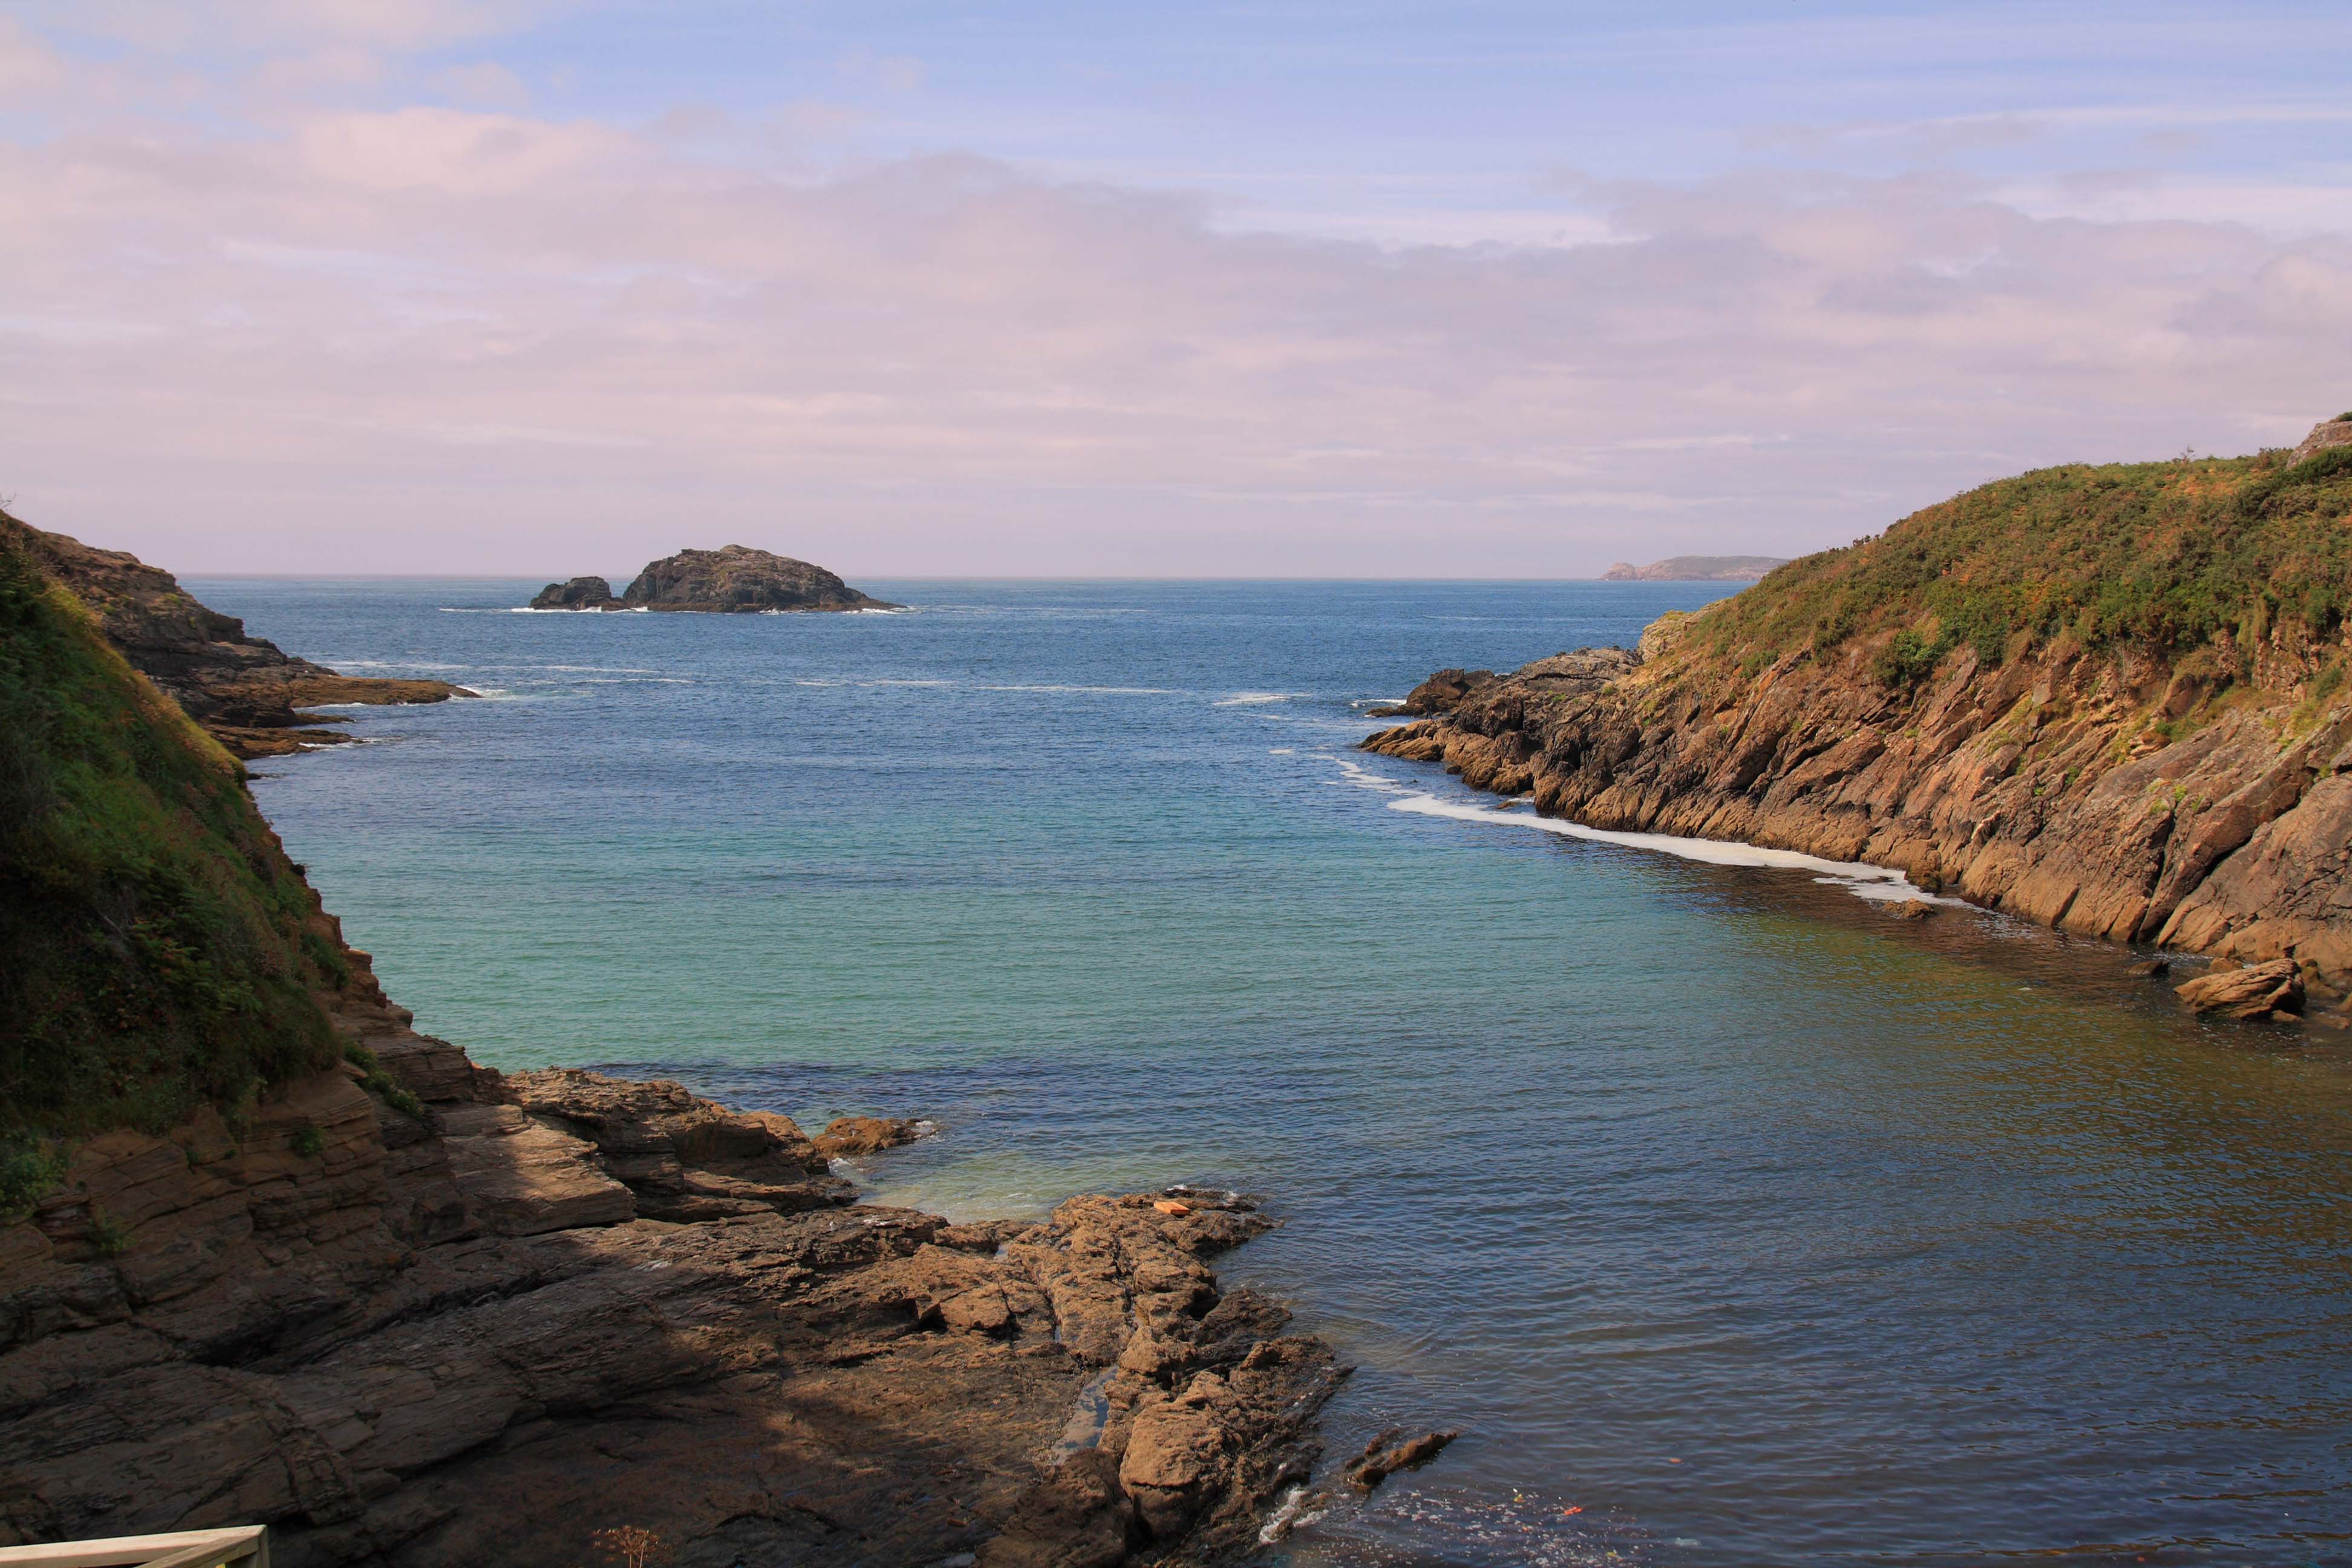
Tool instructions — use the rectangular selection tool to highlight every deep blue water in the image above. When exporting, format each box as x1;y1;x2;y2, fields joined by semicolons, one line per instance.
195;577;2352;1568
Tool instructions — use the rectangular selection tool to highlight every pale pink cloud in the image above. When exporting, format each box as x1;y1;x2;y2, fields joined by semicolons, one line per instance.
0;46;2345;577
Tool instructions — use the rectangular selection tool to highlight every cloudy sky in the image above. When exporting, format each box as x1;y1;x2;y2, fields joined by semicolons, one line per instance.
4;1;2348;577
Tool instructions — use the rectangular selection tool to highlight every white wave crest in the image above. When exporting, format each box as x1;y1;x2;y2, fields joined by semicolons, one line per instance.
1384;789;1934;897
1327;758;1416;797
1214;691;1307;707
977;684;1178;696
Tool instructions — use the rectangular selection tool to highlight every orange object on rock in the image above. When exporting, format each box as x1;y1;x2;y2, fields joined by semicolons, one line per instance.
1153;1199;1193;1216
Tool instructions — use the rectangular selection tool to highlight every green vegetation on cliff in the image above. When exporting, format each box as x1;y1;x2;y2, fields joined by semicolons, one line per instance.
0;515;343;1145
1705;445;2352;690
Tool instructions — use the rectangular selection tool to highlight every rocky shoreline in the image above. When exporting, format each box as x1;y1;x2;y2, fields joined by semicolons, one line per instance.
0;942;1347;1566
1364;628;2352;1025
1361;423;2352;1022
12;522;471;759
0;514;1359;1567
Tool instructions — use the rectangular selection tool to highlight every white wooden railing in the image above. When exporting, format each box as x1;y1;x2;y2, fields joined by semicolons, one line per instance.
0;1527;267;1568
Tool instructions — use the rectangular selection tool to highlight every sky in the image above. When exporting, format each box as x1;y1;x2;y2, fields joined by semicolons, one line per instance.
3;1;2349;578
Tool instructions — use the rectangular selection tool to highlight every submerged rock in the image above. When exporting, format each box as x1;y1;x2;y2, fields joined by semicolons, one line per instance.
1343;1428;1459;1491
814;1115;929;1159
618;544;899;612
528;575;616;610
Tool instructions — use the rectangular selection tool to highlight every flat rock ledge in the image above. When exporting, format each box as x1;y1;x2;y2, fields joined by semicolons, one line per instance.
5;515;471;760
0;1050;1342;1568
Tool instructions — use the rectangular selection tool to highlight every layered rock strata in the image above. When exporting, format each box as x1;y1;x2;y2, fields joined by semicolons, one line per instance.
0;1006;1342;1566
1365;635;2352;1014
7;517;469;758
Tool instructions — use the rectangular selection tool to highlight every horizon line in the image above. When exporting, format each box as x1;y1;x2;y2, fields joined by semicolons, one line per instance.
178;572;1763;584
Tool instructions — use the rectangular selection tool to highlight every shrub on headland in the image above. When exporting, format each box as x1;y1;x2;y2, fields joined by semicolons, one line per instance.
1705;445;2352;697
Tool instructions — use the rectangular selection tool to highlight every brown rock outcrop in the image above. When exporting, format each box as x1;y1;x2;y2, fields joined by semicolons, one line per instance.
2290;415;2352;463
3;513;471;759
812;1116;929;1160
1;1037;1341;1567
2174;958;2303;1020
1365;638;2352;1002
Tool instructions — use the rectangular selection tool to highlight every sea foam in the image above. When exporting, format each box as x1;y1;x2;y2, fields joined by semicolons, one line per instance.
1388;791;1933;897
1328;756;1935;901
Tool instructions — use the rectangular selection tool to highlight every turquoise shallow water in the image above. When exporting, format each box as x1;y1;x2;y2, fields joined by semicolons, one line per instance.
198;577;2352;1567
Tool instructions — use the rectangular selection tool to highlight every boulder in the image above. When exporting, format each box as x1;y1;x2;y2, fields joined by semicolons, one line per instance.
618;546;899;613
1118;1396;1221;1538
527;577;615;610
2174;958;2303;1019
813;1116;927;1159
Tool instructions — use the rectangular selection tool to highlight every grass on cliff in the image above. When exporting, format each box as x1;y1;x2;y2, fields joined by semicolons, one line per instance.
1702;445;2352;690
0;516;343;1148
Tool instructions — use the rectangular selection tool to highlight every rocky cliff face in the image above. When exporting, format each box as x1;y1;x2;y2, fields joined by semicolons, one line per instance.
1367;425;2352;1018
0;528;1343;1566
5;515;469;759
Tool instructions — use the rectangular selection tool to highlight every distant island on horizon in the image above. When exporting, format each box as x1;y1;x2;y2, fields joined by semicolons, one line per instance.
1602;555;1788;581
529;544;900;612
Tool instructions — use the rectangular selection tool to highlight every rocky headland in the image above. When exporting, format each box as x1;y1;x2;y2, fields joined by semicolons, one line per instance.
6;517;471;759
1;523;1348;1565
1601;555;1788;582
1368;419;2352;1021
530;547;898;613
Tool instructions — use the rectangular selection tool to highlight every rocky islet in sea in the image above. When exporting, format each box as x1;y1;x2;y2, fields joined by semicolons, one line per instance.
528;544;899;613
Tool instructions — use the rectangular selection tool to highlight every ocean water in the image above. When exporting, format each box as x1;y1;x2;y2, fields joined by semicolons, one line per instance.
196;577;2352;1568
